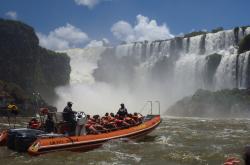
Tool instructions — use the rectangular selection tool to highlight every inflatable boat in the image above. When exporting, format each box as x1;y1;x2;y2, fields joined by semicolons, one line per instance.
28;114;161;156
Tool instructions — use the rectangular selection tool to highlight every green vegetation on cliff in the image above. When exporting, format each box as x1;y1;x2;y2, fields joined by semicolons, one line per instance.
211;27;224;33
166;89;250;117
0;80;52;116
0;19;70;104
184;31;207;38
238;34;250;54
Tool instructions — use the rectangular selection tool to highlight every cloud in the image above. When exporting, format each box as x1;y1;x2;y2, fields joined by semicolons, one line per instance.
111;21;135;42
74;0;104;9
5;11;17;20
85;38;110;48
37;23;89;50
111;14;174;42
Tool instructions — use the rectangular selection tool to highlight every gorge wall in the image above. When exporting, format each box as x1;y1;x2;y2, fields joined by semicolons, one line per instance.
0;19;71;105
167;88;250;117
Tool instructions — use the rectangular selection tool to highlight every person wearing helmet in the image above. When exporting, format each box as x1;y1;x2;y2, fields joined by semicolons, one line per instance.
63;102;76;135
116;103;128;119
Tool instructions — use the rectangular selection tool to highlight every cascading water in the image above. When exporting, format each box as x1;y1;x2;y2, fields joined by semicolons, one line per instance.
214;53;238;89
55;27;250;114
237;52;250;88
67;48;104;84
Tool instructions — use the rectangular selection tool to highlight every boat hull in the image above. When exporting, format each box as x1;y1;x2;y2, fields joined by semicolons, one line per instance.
28;115;161;155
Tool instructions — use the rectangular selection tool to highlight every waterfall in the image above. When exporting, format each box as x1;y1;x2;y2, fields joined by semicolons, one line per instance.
214;53;238;89
66;48;105;84
237;52;250;88
55;27;250;113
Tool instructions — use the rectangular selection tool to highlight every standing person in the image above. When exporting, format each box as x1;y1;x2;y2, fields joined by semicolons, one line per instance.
45;113;55;133
117;103;128;118
7;102;19;128
63;102;76;135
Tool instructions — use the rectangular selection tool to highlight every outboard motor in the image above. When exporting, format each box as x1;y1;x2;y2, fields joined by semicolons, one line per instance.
7;128;28;150
7;128;45;152
75;112;87;136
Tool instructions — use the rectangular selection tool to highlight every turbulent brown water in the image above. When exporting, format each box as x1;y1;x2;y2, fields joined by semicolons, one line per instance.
1;116;250;165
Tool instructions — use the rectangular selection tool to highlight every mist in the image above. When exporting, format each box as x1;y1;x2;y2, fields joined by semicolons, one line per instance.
54;46;176;115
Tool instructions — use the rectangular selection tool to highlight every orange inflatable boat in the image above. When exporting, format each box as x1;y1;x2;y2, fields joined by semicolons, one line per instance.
28;115;161;156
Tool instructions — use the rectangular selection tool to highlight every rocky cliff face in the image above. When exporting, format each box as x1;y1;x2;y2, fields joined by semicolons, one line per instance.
166;88;250;117
0;19;71;104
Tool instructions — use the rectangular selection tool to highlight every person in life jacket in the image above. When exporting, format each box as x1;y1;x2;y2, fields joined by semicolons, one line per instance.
132;112;144;123
114;114;130;128
116;103;128;118
124;114;137;125
101;113;117;130
85;115;102;134
28;118;40;129
101;113;109;120
92;115;109;133
108;113;116;122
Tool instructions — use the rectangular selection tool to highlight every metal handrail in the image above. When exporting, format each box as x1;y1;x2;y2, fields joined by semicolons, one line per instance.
147;101;153;114
141;100;161;115
155;100;161;115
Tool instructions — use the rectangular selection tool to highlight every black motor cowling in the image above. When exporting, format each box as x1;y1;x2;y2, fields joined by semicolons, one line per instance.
7;128;29;150
7;128;45;152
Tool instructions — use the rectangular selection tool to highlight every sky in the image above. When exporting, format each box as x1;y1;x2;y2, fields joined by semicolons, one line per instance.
1;0;250;50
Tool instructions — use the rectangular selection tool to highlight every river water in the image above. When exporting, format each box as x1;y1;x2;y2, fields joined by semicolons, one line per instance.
1;116;250;165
